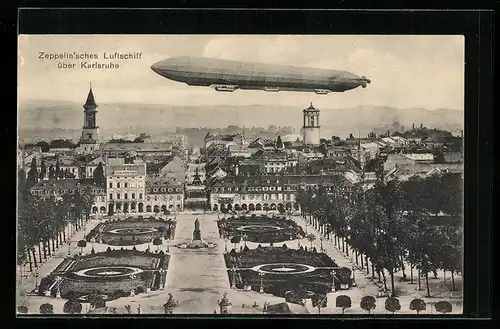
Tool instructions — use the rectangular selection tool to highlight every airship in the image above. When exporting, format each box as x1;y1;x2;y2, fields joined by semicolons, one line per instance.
151;56;371;94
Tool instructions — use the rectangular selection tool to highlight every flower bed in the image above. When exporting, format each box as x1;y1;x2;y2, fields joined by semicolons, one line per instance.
224;246;352;298
37;249;168;301
217;215;305;243
86;217;176;246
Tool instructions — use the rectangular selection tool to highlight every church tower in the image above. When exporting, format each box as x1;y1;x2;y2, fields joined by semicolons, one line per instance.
302;103;320;146
77;84;100;154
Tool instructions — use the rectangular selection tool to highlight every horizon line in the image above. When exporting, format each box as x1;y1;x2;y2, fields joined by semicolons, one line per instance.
19;98;464;112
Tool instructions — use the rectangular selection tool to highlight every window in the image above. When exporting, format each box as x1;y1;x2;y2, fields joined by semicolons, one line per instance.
117;193;121;199
125;182;128;188
266;180;270;183
109;182;113;188
270;186;275;191
177;195;181;200
147;196;151;201
132;193;135;199
213;187;218;192
263;187;268;191
139;193;143;199
228;187;232;192
161;188;166;192
125;193;128;199
176;188;181;192
153;188;158;192
168;188;173;192
276;180;280;184
277;186;282;191
117;182;121;188
220;187;225;192
154;196;158;201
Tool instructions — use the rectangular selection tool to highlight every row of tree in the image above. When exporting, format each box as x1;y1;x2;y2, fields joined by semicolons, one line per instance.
19;295;455;315
17;189;94;272
315;294;454;315
296;170;463;298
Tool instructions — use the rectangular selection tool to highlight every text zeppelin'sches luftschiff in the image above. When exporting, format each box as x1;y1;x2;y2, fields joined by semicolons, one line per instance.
38;52;143;69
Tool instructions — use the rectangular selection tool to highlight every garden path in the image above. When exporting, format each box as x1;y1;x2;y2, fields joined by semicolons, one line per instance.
163;212;232;313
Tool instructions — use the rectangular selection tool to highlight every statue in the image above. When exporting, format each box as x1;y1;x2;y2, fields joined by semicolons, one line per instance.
183;218;212;248
193;218;202;241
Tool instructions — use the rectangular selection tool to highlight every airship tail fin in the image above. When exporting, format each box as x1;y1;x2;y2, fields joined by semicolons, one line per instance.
360;76;371;88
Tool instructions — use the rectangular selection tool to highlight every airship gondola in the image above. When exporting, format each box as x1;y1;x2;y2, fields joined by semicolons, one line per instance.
151;56;371;94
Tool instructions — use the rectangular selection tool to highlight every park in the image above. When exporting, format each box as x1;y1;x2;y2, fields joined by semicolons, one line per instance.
17;211;462;314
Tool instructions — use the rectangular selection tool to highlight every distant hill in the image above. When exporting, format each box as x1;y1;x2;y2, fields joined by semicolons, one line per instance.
18;100;464;142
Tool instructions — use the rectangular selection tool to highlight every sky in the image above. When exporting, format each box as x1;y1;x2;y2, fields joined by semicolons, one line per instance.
18;35;464;110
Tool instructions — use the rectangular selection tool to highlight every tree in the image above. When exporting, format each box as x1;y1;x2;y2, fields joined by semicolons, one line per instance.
153;237;162;250
18;169;27;193
409;298;426;315
230;235;241;249
360;296;376;314
35;141;50;152
93;163;105;186
306;233;316;248
77;239;87;254
335;295;351;314
39;159;47;180
157;226;167;237
39;303;54;314
27;157;38;188
88;291;106;309
48;164;55;179
17;305;28;314
384;297;401;314
434;301;453;314
55;158;61;179
311;293;327;314
63;300;83;314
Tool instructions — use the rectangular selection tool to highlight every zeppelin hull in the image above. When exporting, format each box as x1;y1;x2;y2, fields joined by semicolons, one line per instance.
151;56;370;93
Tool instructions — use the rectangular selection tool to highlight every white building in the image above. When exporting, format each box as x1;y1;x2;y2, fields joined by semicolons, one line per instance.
105;158;146;214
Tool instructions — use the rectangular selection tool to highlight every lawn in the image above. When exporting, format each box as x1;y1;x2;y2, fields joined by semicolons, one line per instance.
217;215;305;243
86;217;176;246
38;249;169;301
224;246;354;298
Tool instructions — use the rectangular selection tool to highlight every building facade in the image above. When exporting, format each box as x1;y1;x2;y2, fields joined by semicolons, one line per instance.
209;174;349;212
145;177;184;212
30;179;107;214
105;159;147;214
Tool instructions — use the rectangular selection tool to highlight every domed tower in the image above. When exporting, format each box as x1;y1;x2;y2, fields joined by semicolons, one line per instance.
77;84;100;154
302;102;320;146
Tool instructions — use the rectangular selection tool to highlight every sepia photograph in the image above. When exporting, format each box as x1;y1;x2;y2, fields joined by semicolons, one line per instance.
17;35;464;315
